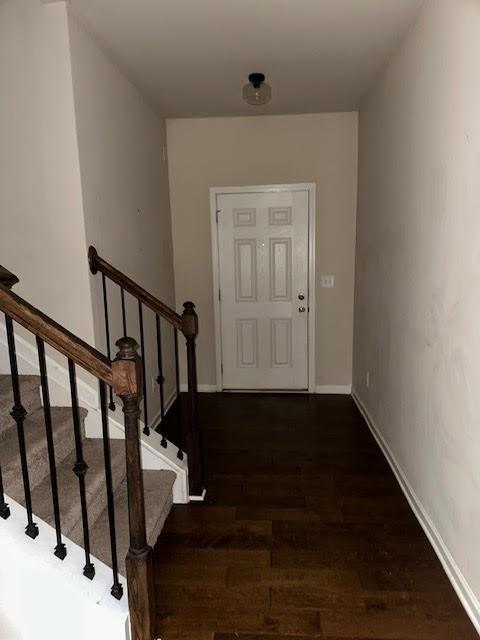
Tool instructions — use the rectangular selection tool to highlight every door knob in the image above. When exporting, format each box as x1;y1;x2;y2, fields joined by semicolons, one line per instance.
298;306;306;313
298;294;305;300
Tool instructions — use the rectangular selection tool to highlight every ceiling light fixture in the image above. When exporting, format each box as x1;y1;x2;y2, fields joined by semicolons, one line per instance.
242;73;272;106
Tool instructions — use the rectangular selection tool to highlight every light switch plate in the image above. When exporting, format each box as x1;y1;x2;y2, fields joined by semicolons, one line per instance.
321;275;335;288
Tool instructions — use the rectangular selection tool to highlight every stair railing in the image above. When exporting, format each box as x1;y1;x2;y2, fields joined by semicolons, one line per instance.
88;246;205;498
0;266;158;640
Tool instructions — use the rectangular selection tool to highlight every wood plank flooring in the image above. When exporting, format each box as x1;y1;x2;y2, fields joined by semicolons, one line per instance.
154;393;478;640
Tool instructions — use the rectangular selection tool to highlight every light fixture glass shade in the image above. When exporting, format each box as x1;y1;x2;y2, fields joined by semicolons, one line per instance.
242;80;272;106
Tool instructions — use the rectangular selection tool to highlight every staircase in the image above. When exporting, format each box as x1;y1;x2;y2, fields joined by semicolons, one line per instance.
0;374;175;577
0;257;205;640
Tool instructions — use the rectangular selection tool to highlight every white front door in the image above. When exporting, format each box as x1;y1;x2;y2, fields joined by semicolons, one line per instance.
216;187;311;390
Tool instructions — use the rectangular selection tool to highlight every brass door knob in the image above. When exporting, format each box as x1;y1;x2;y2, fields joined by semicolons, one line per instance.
298;306;306;313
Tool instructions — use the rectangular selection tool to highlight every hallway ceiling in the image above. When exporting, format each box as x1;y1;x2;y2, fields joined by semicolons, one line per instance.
67;0;424;118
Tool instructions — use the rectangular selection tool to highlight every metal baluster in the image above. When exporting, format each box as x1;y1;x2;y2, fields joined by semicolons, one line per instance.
174;328;184;460
138;301;149;436
155;315;167;447
0;465;10;520
68;359;95;579
99;381;123;599
37;337;67;559
120;287;127;336
5;315;38;538
101;273;116;411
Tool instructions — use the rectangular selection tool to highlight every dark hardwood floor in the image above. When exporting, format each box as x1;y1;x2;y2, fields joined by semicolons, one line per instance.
154;393;478;640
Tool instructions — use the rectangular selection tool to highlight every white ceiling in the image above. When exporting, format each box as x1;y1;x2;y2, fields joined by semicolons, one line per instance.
67;0;424;118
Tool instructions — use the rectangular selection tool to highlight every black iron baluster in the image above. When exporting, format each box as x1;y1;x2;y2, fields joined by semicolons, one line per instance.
0;465;10;520
138;301;149;436
174;328;184;460
101;273;116;411
37;337;67;560
156;315;167;448
99;381;123;600
68;359;95;580
5;315;38;538
120;287;127;336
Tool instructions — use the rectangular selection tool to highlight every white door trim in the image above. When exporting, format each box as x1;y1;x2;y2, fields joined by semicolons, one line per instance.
210;183;316;393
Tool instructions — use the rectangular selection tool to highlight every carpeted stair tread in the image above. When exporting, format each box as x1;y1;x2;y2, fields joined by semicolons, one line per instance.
1;406;80;500
0;375;42;435
85;469;175;576
30;436;126;538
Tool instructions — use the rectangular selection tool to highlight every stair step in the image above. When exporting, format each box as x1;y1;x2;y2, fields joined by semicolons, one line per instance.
1;406;80;500
0;375;42;436
83;469;175;576
30;437;126;538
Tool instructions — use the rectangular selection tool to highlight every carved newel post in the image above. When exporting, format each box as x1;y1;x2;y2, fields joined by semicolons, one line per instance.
112;337;156;640
181;301;204;497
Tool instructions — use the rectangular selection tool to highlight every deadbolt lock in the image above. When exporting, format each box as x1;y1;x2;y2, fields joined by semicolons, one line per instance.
298;294;305;300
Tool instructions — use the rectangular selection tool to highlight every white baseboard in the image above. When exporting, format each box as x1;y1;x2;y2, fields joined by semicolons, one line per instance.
352;390;480;635
315;384;352;394
180;384;218;393
189;489;206;502
180;384;353;395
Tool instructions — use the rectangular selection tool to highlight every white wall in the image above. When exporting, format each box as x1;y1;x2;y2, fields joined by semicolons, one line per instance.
167;113;358;388
354;0;480;627
0;0;93;344
67;10;177;420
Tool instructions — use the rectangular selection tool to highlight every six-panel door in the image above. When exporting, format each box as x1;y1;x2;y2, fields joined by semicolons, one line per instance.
217;189;309;390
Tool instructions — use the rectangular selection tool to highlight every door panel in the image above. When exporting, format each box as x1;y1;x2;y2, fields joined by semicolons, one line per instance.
217;189;309;390
234;239;257;301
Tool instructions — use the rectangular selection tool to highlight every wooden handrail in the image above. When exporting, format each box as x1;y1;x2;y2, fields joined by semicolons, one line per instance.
0;282;113;386
88;247;183;331
87;247;205;497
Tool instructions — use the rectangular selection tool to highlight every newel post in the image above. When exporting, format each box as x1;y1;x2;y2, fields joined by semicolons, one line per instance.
181;301;204;497
112;337;156;640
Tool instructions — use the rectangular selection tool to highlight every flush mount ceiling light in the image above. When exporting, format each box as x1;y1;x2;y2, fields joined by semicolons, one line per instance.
242;73;272;106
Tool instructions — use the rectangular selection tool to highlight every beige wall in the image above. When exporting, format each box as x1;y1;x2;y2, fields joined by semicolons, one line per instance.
0;1;177;420
0;0;93;343
354;0;480;621
68;11;177;417
167;113;358;388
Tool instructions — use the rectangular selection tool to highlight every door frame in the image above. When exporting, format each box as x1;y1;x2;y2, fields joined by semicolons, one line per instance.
210;183;316;393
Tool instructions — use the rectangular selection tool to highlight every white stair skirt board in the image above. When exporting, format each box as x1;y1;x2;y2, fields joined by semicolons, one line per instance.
0;497;130;640
352;391;480;636
189;489;207;502
0;322;189;504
